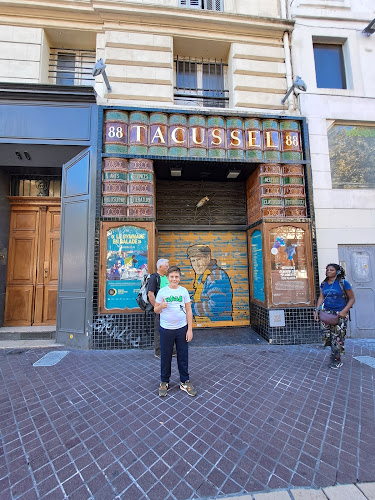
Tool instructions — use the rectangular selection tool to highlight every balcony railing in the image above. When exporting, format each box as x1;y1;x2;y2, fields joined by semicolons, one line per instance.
49;48;96;86
174;57;229;108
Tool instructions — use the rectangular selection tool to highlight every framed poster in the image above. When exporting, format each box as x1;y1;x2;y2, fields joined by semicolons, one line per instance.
99;222;155;313
249;228;265;303
265;223;314;307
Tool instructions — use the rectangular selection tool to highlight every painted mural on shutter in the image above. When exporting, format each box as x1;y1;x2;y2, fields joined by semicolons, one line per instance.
158;231;250;328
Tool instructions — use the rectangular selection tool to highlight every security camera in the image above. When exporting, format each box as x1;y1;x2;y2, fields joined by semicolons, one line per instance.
92;58;106;77
294;76;307;92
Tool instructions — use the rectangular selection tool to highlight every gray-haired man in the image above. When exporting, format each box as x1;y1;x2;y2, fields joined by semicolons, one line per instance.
147;258;170;357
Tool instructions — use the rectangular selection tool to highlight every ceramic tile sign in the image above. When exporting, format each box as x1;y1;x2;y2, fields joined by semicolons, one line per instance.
105;225;148;309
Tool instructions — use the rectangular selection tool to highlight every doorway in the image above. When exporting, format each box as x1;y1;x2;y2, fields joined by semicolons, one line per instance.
339;245;375;338
4;198;60;326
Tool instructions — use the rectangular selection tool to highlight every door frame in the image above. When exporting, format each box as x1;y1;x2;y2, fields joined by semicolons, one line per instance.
5;197;61;326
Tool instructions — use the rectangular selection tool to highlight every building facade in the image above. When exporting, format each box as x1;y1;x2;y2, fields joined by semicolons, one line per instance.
0;0;327;348
290;0;375;338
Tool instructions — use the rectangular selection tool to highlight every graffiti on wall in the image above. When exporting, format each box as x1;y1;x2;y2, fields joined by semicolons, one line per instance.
158;231;250;328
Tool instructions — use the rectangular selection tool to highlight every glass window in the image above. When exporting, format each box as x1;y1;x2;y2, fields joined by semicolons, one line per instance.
313;44;346;89
56;52;75;85
49;49;95;86
174;58;228;107
328;124;375;189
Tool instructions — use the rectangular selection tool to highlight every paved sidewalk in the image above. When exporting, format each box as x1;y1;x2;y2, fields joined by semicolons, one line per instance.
0;339;374;499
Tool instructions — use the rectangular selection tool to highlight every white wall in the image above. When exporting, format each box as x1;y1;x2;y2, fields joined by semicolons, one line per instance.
290;0;375;281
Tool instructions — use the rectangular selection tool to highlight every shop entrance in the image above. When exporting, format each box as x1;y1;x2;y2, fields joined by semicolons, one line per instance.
4;198;60;326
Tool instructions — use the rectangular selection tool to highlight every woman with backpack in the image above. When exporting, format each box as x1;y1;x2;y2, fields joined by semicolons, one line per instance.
314;263;355;369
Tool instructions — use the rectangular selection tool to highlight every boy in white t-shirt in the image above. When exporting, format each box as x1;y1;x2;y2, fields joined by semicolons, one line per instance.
154;266;197;397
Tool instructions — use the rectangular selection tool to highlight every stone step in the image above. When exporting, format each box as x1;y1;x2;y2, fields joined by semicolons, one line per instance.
0;326;56;340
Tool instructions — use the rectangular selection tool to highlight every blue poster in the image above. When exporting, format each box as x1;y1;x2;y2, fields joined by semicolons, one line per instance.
106;225;148;309
251;230;265;302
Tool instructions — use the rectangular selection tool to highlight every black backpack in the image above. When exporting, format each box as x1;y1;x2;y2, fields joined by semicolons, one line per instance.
136;273;160;312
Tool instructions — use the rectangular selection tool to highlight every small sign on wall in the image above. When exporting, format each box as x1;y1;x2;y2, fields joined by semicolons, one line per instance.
269;309;285;327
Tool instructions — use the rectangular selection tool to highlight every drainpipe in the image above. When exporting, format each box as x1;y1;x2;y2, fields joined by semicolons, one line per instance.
283;31;295;111
280;0;287;19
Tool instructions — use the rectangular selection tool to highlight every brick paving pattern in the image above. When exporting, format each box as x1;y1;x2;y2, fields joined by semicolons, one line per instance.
0;339;374;499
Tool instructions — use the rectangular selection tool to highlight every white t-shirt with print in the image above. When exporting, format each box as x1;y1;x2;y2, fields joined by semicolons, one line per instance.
155;285;191;330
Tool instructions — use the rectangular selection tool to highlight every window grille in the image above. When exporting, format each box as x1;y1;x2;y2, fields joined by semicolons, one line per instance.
10;176;61;197
49;48;96;86
179;0;223;11
174;57;228;108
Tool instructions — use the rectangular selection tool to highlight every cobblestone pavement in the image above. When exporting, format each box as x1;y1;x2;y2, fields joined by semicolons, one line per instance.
0;339;374;499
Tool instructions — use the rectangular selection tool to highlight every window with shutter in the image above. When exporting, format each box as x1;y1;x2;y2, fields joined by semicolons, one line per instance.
179;0;202;8
179;0;223;10
204;0;223;11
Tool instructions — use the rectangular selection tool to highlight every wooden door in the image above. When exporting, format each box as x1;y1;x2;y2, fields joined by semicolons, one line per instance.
4;198;61;326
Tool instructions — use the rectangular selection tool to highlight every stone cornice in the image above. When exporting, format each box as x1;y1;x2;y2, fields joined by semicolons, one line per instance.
0;0;294;37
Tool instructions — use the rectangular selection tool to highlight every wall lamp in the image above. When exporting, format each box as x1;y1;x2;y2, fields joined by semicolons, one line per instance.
281;76;307;104
92;58;112;92
226;169;241;179
363;19;375;35
170;167;182;177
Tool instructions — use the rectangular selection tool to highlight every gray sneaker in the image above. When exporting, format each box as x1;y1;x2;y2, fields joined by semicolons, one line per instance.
180;381;197;397
158;382;169;397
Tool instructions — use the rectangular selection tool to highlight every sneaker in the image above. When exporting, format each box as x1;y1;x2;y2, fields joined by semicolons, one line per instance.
180;381;197;397
330;361;343;369
158;382;169;397
154;353;161;359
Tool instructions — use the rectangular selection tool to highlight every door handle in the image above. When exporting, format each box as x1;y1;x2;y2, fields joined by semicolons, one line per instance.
44;261;49;279
44;269;48;278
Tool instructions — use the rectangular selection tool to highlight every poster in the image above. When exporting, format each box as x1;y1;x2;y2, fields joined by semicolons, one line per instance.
251;230;265;302
269;226;310;305
105;225;148;309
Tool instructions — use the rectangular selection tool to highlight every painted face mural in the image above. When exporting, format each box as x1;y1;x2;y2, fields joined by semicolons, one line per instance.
158;231;250;328
187;244;233;323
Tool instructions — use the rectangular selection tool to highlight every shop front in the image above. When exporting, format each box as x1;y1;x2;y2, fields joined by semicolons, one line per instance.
89;107;321;350
0;84;98;349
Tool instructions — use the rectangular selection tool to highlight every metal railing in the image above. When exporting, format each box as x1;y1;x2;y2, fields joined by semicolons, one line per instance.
174;57;229;108
11;176;61;197
49;48;96;86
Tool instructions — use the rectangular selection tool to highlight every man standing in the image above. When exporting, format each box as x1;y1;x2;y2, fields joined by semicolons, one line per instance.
187;245;233;322
147;258;169;357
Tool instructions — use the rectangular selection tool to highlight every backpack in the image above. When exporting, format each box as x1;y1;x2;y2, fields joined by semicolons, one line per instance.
136;273;160;312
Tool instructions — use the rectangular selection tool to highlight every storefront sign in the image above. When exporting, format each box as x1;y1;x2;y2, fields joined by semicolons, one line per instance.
105;225;148;309
104;111;302;160
270;226;310;305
